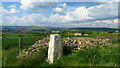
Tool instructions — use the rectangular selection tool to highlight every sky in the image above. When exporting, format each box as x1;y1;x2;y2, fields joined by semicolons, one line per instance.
0;0;119;28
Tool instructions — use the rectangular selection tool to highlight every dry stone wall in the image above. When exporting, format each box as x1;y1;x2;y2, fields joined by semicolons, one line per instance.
18;38;49;58
18;36;113;58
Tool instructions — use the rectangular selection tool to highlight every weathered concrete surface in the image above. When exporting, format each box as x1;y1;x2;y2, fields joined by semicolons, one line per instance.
19;38;22;48
47;34;63;64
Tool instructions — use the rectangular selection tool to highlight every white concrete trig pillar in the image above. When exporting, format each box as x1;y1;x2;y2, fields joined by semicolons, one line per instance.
19;38;23;49
47;34;63;64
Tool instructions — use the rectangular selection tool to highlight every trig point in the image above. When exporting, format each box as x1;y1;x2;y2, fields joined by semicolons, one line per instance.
47;34;63;64
19;37;23;49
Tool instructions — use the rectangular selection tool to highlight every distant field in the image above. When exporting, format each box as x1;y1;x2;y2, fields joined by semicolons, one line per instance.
2;33;33;37
2;34;46;50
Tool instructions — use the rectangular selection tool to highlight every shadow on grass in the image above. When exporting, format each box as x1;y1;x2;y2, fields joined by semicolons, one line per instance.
63;46;75;56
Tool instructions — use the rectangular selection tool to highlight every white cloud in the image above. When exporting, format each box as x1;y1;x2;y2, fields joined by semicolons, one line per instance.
64;7;93;21
78;0;120;2
113;19;119;23
9;4;16;8
8;4;19;13
19;1;118;24
25;14;47;23
61;3;67;7
63;2;118;22
54;7;64;12
69;19;118;28
48;13;65;23
51;2;118;23
1;2;119;28
95;19;119;24
20;0;59;11
1;6;9;14
88;2;118;19
2;13;48;26
1;6;19;14
10;8;19;13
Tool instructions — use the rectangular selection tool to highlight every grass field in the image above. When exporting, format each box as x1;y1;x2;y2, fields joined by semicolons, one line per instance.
2;33;46;66
44;46;119;66
2;31;120;66
2;36;45;50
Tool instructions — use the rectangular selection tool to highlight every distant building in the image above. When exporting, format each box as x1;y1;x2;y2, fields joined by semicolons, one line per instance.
115;31;119;33
74;33;82;36
84;34;89;36
52;31;60;33
115;31;119;34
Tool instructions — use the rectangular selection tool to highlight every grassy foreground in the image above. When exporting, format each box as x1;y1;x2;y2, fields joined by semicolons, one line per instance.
2;45;119;66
